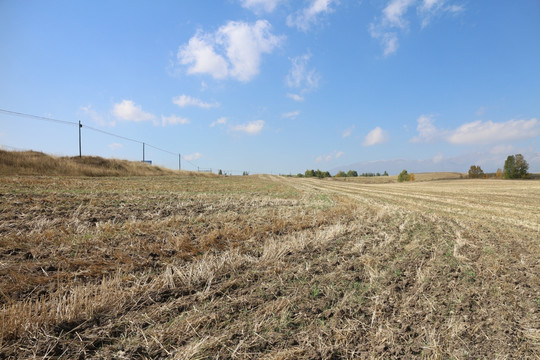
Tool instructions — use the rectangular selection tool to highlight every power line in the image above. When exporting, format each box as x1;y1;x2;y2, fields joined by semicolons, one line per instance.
0;109;78;127
83;124;143;144
0;108;205;170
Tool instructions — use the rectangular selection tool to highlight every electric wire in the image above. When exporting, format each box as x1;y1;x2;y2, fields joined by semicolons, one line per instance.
0;108;205;170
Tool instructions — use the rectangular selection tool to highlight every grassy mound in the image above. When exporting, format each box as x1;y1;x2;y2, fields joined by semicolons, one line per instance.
0;150;178;177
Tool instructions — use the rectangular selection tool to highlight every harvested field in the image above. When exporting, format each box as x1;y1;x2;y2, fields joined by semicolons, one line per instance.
1;173;539;359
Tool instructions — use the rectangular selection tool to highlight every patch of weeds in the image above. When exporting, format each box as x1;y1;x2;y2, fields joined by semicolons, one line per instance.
464;268;476;283
311;284;321;299
482;246;495;255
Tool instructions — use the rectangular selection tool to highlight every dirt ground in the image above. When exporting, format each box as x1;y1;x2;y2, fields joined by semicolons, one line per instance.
1;175;539;359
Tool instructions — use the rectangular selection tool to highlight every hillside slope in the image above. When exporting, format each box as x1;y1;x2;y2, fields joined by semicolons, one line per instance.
0;150;179;177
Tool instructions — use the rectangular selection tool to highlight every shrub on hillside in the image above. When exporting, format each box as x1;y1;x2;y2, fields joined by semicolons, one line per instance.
397;170;410;182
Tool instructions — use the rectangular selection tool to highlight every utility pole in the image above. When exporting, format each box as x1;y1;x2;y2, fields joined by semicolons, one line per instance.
78;120;82;157
143;142;145;162
178;154;181;171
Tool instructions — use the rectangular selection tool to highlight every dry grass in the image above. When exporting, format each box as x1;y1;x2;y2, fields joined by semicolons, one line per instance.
1;171;539;358
332;172;465;184
0;149;200;177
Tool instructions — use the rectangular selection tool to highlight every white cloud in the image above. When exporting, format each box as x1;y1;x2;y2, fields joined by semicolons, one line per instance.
410;116;540;145
342;125;355;138
161;115;190;126
184;152;203;161
287;93;304;102
410;114;441;143
282;111;300;119
240;0;283;13
363;126;389;146
108;143;123;151
218;20;282;82
383;0;415;28
230;120;265;135
447;119;540;145
173;94;219;108
112;100;156;123
286;53;320;91
335;151;344;159
178;33;229;79
287;0;336;31
178;20;282;82
210;117;228;127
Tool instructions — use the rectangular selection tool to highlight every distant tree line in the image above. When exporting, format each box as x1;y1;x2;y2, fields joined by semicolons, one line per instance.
297;169;390;178
335;170;389;177
297;169;332;178
467;154;529;180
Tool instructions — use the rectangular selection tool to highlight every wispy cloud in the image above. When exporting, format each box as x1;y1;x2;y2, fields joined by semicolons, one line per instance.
173;94;219;108
287;0;337;32
342;125;355;138
363;126;389;146
108;143;123;150
315;150;344;163
178;20;283;82
81;105;115;127
370;0;465;56
230;120;265;135
418;0;465;28
184;152;203;161
282;111;300;119
112;100;156;123
287;93;304;102
286;53;320;92
239;0;283;13
161;114;190;126
210;117;228;127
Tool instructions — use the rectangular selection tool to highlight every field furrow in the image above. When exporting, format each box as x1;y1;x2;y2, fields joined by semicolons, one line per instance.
1;174;539;359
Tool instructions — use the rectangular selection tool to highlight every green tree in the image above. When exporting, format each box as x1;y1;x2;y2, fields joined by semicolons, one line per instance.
305;169;315;177
383;171;389;176
397;169;410;182
347;170;358;177
468;165;484;179
335;171;347;177
503;155;516;179
218;169;223;175
504;154;529;179
514;154;529;178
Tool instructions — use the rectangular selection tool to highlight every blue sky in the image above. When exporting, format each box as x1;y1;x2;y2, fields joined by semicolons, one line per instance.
1;0;539;174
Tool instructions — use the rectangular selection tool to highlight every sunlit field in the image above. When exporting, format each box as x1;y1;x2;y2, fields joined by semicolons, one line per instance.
1;170;539;358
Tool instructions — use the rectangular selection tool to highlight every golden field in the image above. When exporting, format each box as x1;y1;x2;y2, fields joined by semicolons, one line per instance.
1;152;539;359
